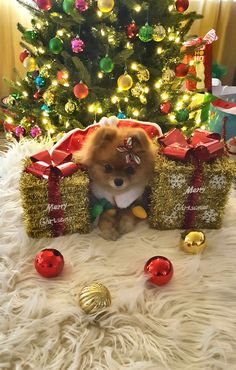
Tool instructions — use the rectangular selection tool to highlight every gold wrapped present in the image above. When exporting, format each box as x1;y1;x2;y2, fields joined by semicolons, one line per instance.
149;129;236;230
20;150;91;238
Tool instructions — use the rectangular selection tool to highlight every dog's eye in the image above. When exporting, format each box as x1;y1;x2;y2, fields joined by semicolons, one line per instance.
104;164;113;173
125;166;135;175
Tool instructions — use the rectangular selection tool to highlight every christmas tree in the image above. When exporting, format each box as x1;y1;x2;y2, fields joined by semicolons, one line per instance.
2;0;212;140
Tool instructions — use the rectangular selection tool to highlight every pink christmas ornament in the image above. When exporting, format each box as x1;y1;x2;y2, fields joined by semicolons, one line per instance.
15;126;25;137
75;0;88;12
71;37;85;53
30;126;42;138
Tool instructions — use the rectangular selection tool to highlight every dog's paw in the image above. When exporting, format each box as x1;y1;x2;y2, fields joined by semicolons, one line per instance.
118;210;137;235
100;227;120;241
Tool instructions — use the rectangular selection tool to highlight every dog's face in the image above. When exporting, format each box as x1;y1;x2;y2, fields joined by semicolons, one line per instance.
75;126;157;193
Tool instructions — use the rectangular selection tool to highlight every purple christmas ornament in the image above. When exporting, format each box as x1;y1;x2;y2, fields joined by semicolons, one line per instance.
75;0;88;12
30;125;42;138
71;37;85;53
15;126;25;137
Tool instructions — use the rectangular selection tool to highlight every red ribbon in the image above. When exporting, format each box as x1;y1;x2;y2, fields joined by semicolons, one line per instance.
158;129;224;229
26;150;79;237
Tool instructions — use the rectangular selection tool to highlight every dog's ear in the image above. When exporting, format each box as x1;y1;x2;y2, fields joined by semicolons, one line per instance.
130;129;151;150
73;127;117;165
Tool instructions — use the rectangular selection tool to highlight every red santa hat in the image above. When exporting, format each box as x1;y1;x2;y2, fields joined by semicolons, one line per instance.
52;117;162;154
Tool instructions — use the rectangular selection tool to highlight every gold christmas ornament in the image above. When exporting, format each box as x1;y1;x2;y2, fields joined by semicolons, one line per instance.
140;94;147;105
152;25;166;42
39;65;50;78
65;100;76;114
43;90;55;106
117;73;133;90
180;230;207;254
79;283;111;314
97;0;114;13
137;65;150;82
132;206;147;219
23;57;38;72
162;68;176;82
131;82;143;97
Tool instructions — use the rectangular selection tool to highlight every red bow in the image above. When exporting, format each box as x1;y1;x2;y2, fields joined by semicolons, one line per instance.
26;149;79;179
158;129;224;162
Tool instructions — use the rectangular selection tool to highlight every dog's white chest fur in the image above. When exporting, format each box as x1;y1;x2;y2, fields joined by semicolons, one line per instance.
91;182;145;208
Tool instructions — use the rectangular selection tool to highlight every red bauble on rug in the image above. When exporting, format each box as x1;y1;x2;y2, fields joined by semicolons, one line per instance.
144;256;174;286
34;249;64;278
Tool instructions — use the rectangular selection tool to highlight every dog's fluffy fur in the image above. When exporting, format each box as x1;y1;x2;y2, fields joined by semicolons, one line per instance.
74;126;156;240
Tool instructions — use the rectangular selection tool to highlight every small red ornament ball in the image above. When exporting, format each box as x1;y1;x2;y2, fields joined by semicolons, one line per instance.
73;82;89;99
34;0;52;10
175;0;189;13
144;256;174;286
159;101;172;115
34;249;64;278
175;63;189;78
125;22;138;40
19;50;29;63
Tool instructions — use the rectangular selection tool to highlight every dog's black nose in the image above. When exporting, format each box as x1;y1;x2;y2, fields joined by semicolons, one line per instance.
114;178;124;187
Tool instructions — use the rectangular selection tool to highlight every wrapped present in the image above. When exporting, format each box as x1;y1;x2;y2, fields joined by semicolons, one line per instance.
20;149;91;238
208;97;236;161
183;29;218;92
149;129;235;230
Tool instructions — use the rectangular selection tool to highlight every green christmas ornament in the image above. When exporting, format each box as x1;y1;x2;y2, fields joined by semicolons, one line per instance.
90;198;113;221
99;57;114;73
176;108;189;122
49;37;63;54
138;24;153;42
23;30;38;43
152;25;166;42
63;0;75;14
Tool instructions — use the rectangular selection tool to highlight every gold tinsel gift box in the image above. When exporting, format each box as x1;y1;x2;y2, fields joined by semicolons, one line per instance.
20;149;91;238
149;129;235;230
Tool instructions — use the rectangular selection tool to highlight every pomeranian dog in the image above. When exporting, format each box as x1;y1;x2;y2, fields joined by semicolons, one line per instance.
74;125;157;240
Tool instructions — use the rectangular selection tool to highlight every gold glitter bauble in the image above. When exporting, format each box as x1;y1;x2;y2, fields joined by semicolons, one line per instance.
79;283;111;314
180;230;207;254
137;67;150;82
152;25;166;42
131;82;143;97
39;65;50;78
65;100;76;114
43;90;55;106
162;68;176;82
117;74;133;90
97;0;114;13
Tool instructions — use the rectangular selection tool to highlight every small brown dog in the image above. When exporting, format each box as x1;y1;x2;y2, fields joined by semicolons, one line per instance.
74;126;157;240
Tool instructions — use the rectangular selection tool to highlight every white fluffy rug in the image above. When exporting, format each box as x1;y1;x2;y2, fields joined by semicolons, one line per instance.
1;140;236;370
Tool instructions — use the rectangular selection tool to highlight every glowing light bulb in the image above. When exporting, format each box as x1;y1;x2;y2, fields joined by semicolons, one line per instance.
133;110;139;117
97;10;102;17
176;101;183;109
175;37;180;43
16;81;21;86
131;63;138;70
111;96;119;104
161;92;169;100
36;23;42;29
98;72;103;79
124;97;129;102
201;124;206;129
155;80;162;89
97;107;103;114
183;94;189;101
157;47;163;55
43;118;49;124
168;5;174;11
46;64;52;69
196;117;202;125
169;114;176;122
168;34;175;41
134;4;141;12
6;116;13;124
189;60;195;66
38;47;45;54
126;42;133;49
65;121;70;128
101;29;106;36
88;105;94;113
52;80;58;86
63;82;69;87
144;87;149;94
23;91;28;97
57;29;64;37
182;126;187;131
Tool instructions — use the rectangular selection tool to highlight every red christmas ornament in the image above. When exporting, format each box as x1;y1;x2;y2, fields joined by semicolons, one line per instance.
175;0;189;13
125;22;138;40
57;70;68;82
175;63;189;77
33;91;41;100
159;101;172;115
19;50;29;63
73;82;89;99
34;249;64;278
144;256;174;286
34;0;52;10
